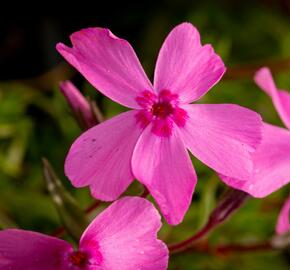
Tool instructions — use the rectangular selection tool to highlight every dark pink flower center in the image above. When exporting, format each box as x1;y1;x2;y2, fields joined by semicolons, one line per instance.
69;251;88;268
151;102;174;118
136;89;188;137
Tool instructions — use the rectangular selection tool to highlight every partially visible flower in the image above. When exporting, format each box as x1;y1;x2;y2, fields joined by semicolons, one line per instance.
56;23;262;225
276;196;290;235
220;67;290;197
0;197;168;270
255;68;290;129
60;80;101;129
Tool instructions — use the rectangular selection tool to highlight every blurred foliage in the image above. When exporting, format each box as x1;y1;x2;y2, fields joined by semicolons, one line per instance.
42;158;89;242
0;1;290;269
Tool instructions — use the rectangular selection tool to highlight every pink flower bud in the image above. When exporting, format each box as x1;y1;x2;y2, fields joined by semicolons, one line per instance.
60;80;98;129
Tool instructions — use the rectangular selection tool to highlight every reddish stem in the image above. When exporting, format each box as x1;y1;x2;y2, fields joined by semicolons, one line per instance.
140;186;149;198
169;220;214;253
176;241;273;255
51;227;65;237
85;200;101;214
215;241;272;254
169;189;248;254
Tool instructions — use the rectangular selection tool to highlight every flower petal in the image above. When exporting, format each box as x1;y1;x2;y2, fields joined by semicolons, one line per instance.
154;23;225;103
219;123;290;197
65;110;142;201
0;229;72;270
80;197;168;270
254;67;290;129
57;28;153;109
276;196;290;235
132;123;197;225
180;104;262;179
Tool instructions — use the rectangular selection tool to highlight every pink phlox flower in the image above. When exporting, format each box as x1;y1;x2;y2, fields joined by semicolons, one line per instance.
0;197;168;270
220;67;290;197
57;23;262;225
276;195;290;235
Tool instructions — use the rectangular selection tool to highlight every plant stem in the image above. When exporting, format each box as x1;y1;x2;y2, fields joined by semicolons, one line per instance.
85;200;101;214
140;186;149;198
169;189;249;254
175;241;273;255
169;219;215;253
51;227;65;237
216;241;272;254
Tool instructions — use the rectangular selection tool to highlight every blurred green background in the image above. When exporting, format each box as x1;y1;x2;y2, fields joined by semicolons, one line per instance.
0;0;290;269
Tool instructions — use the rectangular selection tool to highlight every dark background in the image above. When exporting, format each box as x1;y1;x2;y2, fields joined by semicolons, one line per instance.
2;0;290;80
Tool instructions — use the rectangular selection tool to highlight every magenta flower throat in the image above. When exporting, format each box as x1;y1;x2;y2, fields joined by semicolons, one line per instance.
68;251;89;267
136;90;188;136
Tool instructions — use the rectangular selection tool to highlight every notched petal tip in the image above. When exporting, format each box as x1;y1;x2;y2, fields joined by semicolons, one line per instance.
154;22;226;103
171;22;201;39
56;26;153;109
181;104;263;180
219;123;290;197
55;42;69;53
89;186;118;202
64;111;141;201
132;124;197;225
80;196;168;270
68;27;129;48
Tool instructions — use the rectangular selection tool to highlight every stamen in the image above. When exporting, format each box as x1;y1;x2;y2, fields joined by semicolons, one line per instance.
152;102;174;118
69;251;88;267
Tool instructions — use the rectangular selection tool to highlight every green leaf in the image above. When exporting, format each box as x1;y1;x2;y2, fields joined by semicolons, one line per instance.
42;158;88;242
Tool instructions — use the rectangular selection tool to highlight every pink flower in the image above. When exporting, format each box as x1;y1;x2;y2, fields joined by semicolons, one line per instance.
56;23;262;225
0;197;168;270
220;67;290;197
276;196;290;235
60;80;98;129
